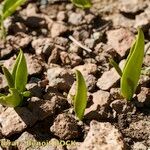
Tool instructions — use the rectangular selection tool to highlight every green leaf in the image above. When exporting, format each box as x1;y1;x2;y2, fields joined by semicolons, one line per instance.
121;28;145;100
0;93;5;97
74;70;87;120
71;0;92;9
2;66;14;88
2;0;26;20
109;58;122;77
14;49;28;92
22;91;31;97
0;88;22;107
12;50;21;81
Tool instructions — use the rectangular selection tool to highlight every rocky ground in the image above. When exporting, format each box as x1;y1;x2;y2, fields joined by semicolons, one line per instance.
0;0;150;149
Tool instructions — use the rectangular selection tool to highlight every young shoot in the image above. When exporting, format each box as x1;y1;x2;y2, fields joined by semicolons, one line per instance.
0;49;30;107
110;28;145;101
72;70;87;120
0;0;26;39
71;0;92;9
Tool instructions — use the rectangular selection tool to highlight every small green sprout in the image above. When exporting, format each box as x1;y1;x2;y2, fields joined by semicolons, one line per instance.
0;49;30;107
110;28;145;100
71;0;92;9
72;70;87;120
0;0;26;39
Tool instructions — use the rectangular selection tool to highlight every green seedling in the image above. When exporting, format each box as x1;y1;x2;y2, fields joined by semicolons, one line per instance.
71;70;87;120
0;0;26;39
0;49;30;107
110;28;145;100
71;0;92;9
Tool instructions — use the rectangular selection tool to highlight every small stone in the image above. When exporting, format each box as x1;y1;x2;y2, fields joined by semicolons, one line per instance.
54;37;68;47
48;48;60;64
144;55;150;66
119;0;147;14
139;75;150;87
68;12;83;25
7;33;32;49
60;52;82;67
50;22;68;38
0;107;37;136
0;73;7;90
135;8;150;28
132;142;147;150
84;38;95;49
69;53;82;67
107;28;135;57
92;90;110;107
26;82;42;98
15;131;37;150
136;87;150;107
85;74;96;92
0;42;13;59
79;120;125;150
73;63;97;75
107;13;135;28
68;43;81;54
23;3;38;17
57;11;66;21
3;56;16;71
26;78;43;98
85;98;113;121
84;14;95;24
110;88;124;100
47;67;74;91
25;54;43;75
50;113;79;140
110;99;136;114
124;118;150;140
28;97;55;120
60;51;71;65
97;68;120;90
32;38;54;56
